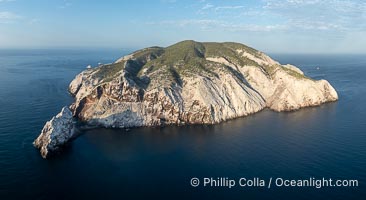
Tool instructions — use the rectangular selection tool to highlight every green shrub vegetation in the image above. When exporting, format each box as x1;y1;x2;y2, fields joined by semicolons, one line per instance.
92;40;294;85
92;61;125;82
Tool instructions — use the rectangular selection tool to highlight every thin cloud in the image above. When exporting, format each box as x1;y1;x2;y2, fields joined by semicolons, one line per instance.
289;19;343;31
198;3;246;14
194;0;366;31
147;19;287;32
147;19;219;27
262;0;366;31
0;11;20;19
0;11;21;23
28;18;40;25
160;0;177;3
59;0;72;9
263;0;321;9
215;6;245;11
201;3;214;10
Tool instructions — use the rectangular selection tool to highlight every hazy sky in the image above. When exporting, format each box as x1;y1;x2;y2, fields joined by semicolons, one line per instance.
1;0;366;53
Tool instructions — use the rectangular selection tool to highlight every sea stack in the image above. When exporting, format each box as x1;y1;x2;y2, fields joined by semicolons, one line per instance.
34;107;76;158
34;40;338;158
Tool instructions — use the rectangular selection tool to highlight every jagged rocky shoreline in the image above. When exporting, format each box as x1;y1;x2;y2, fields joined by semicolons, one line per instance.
34;40;338;158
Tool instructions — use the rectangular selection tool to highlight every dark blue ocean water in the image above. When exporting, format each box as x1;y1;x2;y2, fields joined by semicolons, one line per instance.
0;50;365;200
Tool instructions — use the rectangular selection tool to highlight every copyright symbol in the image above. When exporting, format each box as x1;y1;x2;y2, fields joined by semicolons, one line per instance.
191;178;200;187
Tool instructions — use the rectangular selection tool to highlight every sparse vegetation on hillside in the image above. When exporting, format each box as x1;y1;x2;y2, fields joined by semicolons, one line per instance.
131;47;164;61
92;61;125;82
204;42;261;67
222;42;259;56
282;66;310;80
138;40;213;77
93;40;305;85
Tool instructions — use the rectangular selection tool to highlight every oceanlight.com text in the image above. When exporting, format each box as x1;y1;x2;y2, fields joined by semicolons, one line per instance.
190;177;359;189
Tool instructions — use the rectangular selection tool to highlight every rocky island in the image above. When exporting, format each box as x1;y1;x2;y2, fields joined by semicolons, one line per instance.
34;40;338;158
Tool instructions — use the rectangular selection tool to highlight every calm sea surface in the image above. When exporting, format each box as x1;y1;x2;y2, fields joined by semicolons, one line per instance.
0;50;365;199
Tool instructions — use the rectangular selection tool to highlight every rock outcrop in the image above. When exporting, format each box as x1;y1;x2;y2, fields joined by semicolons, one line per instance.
34;40;338;158
33;107;76;158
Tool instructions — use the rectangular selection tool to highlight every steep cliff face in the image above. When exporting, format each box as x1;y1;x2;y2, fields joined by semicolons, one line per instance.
33;107;76;158
35;40;338;158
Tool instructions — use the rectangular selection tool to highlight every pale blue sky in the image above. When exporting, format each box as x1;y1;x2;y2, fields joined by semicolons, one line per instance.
0;0;365;53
